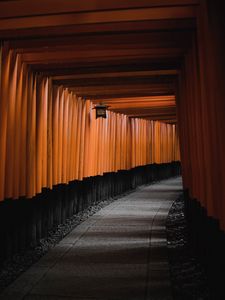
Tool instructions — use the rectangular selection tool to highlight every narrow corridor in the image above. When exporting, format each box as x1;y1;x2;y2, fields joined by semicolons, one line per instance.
0;1;225;298
0;177;182;300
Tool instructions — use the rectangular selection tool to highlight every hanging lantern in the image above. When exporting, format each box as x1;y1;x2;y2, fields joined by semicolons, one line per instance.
93;103;109;119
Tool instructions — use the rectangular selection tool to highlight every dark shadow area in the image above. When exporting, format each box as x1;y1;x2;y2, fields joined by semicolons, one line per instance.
167;195;211;299
0;162;180;292
184;191;225;300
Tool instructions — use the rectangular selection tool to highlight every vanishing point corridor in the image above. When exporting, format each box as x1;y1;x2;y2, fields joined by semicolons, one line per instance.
0;1;225;299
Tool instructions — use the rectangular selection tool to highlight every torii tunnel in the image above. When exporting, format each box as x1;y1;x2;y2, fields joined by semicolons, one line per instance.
0;1;224;299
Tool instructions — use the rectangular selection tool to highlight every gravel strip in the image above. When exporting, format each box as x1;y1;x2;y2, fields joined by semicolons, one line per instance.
166;196;210;300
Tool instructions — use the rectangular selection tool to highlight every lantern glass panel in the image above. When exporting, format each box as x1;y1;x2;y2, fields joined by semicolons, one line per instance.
96;108;107;118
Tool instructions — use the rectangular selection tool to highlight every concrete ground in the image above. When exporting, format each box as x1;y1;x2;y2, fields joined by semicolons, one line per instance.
0;177;183;300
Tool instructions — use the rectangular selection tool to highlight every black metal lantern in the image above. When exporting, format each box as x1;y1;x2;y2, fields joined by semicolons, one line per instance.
93;103;109;119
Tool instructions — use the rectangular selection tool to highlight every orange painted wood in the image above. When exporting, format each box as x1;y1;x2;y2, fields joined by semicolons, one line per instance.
0;7;196;32
13;57;23;198
26;72;36;198
36;76;44;194
62;89;69;183
42;78;48;188
0;49;10;200
0;48;180;201
0;0;199;20
5;53;18;199
172;0;225;233
19;63;28;196
47;79;53;189
52;86;59;185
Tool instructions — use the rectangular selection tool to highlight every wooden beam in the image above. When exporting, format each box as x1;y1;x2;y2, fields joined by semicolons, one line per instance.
92;95;176;103
10;31;192;51
20;48;184;65
82;91;174;99
135;116;177;120
30;59;181;76
128;112;176;117
0;19;196;39
53;76;176;89
0;0;199;19
0;7;197;32
51;70;178;81
108;103;176;109
64;82;174;94
112;107;176;113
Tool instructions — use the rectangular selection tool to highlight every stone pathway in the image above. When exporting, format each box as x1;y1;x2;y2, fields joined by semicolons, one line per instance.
0;177;183;300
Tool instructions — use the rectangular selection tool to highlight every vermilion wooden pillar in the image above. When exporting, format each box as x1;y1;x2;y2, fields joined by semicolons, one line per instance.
0;48;180;202
177;0;225;230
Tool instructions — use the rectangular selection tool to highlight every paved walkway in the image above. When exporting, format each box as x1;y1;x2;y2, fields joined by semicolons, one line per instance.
0;177;183;300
